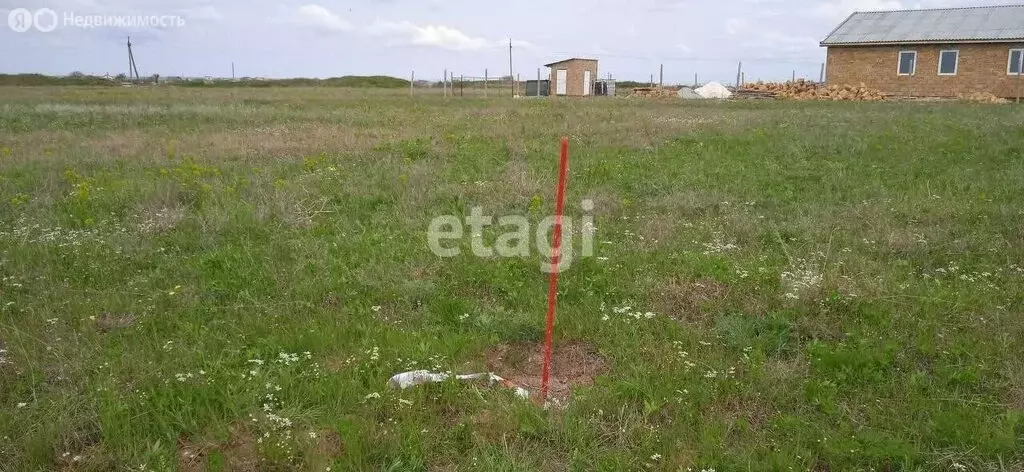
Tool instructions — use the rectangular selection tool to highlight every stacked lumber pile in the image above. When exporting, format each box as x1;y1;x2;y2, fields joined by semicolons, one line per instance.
956;92;1010;104
629;87;678;98
742;80;887;101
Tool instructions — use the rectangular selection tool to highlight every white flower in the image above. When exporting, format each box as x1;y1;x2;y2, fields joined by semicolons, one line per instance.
16;402;26;408
308;431;317;439
364;392;381;400
371;305;381;312
650;454;661;461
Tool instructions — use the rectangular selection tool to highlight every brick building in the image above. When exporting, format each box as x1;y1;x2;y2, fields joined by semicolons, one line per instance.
545;58;598;97
821;5;1024;98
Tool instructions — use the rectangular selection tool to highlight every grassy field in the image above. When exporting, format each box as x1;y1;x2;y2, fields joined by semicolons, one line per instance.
0;86;1022;471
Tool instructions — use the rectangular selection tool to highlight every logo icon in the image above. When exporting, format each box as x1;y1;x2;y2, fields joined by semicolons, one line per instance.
7;8;32;32
33;8;57;32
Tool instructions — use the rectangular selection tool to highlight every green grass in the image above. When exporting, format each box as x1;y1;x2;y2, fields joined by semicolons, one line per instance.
0;86;1022;471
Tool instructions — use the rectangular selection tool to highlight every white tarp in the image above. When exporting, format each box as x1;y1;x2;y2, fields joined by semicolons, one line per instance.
694;81;732;99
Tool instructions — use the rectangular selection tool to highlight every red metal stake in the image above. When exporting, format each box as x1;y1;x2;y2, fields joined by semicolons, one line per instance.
540;137;569;403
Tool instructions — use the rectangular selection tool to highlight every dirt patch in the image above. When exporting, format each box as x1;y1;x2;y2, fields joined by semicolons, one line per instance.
177;423;258;472
651;278;727;323
314;429;344;458
486;341;607;401
177;434;211;472
93;312;137;333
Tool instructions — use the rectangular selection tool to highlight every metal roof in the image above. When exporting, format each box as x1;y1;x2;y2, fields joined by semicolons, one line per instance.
821;4;1024;46
543;58;598;67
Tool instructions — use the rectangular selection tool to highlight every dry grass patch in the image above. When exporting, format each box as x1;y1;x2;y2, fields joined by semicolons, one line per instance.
651;278;728;323
177;423;259;472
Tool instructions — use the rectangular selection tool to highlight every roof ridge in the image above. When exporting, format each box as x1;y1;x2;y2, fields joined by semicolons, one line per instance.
822;4;1024;46
851;4;1024;15
821;11;858;44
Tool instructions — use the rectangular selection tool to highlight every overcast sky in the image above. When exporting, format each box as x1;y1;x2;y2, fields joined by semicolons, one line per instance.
0;0;1015;83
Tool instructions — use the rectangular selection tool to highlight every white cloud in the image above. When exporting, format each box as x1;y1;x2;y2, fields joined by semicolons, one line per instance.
741;31;819;54
183;5;222;21
725;18;749;35
366;20;493;51
814;0;903;18
297;4;352;32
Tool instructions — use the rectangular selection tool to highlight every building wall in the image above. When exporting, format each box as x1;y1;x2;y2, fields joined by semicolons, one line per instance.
826;43;1024;98
548;59;599;97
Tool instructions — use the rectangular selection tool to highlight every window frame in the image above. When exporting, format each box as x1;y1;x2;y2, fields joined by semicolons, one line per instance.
1008;48;1024;76
897;50;917;76
937;49;959;76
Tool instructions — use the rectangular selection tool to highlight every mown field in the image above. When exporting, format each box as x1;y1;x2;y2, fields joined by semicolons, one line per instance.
0;86;1022;471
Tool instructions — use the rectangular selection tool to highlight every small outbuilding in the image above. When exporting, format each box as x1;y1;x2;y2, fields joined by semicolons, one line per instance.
821;4;1024;98
544;58;598;97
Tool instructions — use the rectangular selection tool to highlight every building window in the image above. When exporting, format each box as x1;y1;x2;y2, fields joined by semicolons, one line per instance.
938;50;959;75
898;51;917;75
1009;49;1023;75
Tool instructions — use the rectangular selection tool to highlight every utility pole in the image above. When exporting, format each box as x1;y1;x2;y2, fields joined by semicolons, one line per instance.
484;68;488;98
819;62;826;84
231;62;235;81
508;39;514;98
126;34;140;81
659;64;664;87
792;70;796;83
410;71;414;96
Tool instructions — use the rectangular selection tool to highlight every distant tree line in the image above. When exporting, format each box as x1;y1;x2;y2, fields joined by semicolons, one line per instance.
0;73;411;88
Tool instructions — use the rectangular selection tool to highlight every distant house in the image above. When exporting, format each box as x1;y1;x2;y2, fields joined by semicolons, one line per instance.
544;58;598;97
821;5;1024;98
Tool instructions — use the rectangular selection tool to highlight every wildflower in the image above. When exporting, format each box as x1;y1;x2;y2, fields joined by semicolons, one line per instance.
308;431;317;439
371;305;381;312
16;402;26;408
650;454;661;461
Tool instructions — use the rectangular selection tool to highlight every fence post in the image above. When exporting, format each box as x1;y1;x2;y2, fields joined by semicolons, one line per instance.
819;62;825;83
410;71;414;96
484;68;488;98
443;69;447;97
735;61;742;89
